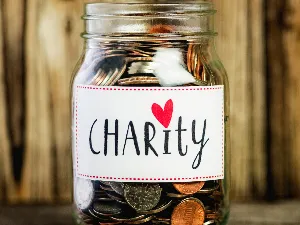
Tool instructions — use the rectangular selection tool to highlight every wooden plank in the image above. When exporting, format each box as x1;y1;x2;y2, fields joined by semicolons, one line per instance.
21;0;83;202
43;0;83;202
266;0;290;198
0;0;17;203
1;0;25;171
284;0;300;197
248;0;267;198
22;0;54;202
213;0;252;200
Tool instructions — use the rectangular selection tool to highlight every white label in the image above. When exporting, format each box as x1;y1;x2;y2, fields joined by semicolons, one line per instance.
74;85;224;182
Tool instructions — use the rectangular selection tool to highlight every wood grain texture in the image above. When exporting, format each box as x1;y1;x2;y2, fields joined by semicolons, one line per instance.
0;0;17;203
22;0;54;202
21;0;83;202
248;0;267;198
284;0;300;197
266;0;291;198
2;0;25;154
213;0;263;200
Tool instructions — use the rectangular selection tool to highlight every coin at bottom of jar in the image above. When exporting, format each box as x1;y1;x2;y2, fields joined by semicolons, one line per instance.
171;197;205;225
166;192;188;198
127;215;154;224
110;214;146;223
152;217;170;224
109;182;124;196
106;191;127;204
138;199;173;215
124;183;162;212
75;178;95;211
92;201;122;216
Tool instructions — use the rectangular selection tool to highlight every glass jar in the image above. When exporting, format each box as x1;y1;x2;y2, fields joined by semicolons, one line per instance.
71;2;230;225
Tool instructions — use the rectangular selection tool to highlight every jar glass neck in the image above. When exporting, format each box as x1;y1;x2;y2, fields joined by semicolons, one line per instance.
82;3;216;39
85;37;216;50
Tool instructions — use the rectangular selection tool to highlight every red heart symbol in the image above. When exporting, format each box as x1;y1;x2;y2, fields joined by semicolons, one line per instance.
151;99;173;128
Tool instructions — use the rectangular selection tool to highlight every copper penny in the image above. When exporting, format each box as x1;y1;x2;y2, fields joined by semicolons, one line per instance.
187;44;194;73
171;198;205;225
173;182;205;195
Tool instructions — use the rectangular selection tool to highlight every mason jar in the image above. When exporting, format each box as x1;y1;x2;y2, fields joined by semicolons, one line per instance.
71;2;230;225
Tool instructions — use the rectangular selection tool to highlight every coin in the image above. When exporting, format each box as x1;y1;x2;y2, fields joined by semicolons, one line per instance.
173;182;205;195
106;191;127;204
93;201;122;216
109;182;124;196
194;52;202;80
194;79;208;86
139;199;173;215
166;192;188;198
99;183;114;192
127;215;154;224
171;198;205;225
124;183;162;212
100;181;111;186
111;214;146;223
129;49;153;57
95;190;109;197
153;217;171;224
118;76;159;86
187;44;194;73
75;178;94;211
88;209;110;221
89;55;127;86
197;183;220;194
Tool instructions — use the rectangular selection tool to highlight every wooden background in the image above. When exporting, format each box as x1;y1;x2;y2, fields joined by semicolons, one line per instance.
0;0;299;204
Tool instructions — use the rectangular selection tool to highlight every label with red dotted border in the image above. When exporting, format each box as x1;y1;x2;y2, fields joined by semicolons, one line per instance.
74;85;224;182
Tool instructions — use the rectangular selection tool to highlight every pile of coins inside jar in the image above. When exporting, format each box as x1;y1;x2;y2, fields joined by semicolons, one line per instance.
75;178;223;225
75;38;214;88
74;33;224;225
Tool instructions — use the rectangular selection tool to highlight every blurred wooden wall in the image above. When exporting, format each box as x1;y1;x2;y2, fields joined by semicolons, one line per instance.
0;0;300;203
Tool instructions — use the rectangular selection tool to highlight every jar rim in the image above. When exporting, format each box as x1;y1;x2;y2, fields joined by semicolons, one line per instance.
84;2;215;19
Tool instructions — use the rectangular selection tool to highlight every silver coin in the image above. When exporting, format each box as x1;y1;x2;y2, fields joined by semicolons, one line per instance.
124;183;162;212
109;182;124;196
89;55;127;86
106;191;127;204
139;199;173;215
92;201;122;216
100;180;111;186
74;178;94;211
99;183;114;192
88;209;110;221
